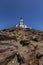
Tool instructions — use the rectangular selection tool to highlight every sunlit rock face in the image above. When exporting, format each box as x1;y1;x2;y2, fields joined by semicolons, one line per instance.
0;27;43;65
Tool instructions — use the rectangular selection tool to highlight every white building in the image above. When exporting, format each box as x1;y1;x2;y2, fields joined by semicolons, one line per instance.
16;17;28;28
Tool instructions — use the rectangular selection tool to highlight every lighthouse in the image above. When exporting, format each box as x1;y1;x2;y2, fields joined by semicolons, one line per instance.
19;17;24;25
16;17;28;28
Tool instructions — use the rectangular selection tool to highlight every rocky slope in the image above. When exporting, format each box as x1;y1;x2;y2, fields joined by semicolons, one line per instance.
0;27;43;65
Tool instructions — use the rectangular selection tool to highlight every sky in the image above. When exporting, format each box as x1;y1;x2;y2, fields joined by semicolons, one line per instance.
0;0;43;31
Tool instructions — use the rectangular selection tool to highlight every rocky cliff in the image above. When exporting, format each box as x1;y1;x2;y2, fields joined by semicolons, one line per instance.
0;27;43;65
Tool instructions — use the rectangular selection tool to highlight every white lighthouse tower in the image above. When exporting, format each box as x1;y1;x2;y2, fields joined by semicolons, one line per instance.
19;17;24;25
16;17;28;28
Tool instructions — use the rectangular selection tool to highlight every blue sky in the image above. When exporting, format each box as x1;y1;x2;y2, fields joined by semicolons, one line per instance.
0;0;43;31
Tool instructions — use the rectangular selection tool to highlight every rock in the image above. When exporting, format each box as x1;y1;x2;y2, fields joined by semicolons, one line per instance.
36;53;43;59
20;40;30;46
0;27;43;65
32;36;38;42
16;53;25;65
0;42;17;65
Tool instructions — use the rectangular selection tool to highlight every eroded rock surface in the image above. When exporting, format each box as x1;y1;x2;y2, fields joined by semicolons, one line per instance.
0;27;43;65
